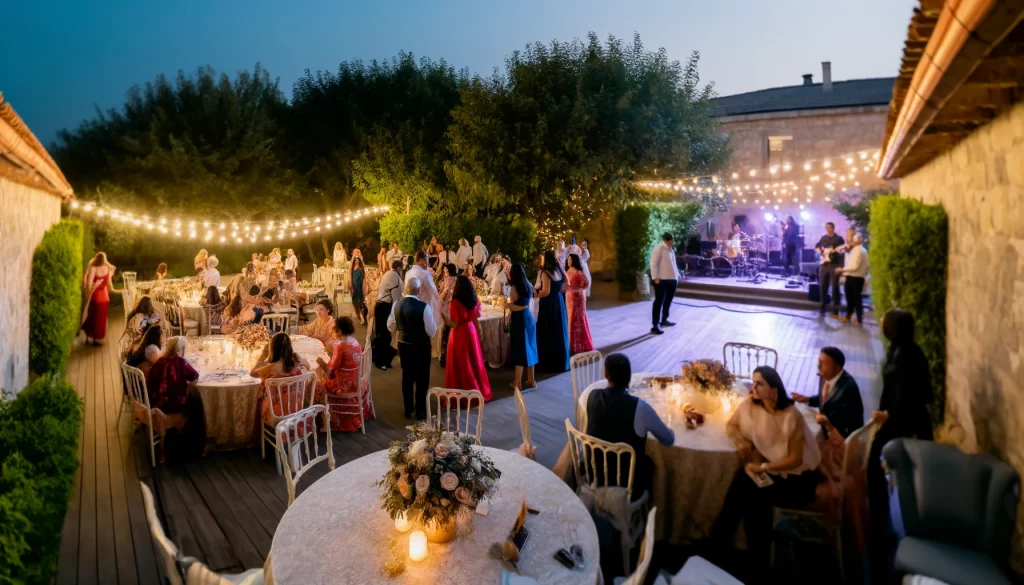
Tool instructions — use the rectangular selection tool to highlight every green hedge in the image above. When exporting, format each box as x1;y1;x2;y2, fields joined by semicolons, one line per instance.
29;220;84;377
379;213;539;267
0;375;83;584
868;195;948;427
613;201;706;292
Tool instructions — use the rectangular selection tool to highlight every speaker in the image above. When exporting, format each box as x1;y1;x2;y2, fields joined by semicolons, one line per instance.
801;248;816;262
769;251;782;266
808;283;821;303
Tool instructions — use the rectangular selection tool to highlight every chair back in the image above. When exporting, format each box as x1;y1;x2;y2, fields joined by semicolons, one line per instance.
564;418;637;502
359;335;373;395
122;289;135;321
620;507;657;585
722;342;778;379
162;300;183;331
121;362;152;412
117;333;133;362
513;389;531;449
264;371;317;424
261;313;290;335
140;482;184;585
276;404;336;506
122;271;138;299
427;388;485;444
576;379;609;433
570;350;603;425
883;438;1021;562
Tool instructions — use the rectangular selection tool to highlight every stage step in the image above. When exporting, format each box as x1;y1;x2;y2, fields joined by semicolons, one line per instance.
675;279;821;311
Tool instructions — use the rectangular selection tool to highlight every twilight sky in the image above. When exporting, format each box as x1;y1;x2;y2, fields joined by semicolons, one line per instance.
2;0;915;146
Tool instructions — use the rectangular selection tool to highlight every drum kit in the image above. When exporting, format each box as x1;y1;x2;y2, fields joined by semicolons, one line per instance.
692;233;769;279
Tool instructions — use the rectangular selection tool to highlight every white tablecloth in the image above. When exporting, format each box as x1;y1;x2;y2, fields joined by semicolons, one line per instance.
270;447;600;585
477;303;509;369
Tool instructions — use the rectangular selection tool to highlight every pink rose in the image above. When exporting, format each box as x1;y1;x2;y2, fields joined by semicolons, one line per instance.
415;474;431;494
440;472;460;491
397;478;412;499
434;443;450;458
455;486;475;506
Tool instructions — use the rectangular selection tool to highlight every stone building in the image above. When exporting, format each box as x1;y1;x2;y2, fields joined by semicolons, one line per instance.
878;0;1024;572
0;93;74;393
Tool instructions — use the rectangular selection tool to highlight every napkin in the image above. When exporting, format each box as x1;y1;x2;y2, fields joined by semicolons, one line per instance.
499;570;538;584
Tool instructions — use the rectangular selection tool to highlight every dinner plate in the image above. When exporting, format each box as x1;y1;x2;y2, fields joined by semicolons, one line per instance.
291;334;308;340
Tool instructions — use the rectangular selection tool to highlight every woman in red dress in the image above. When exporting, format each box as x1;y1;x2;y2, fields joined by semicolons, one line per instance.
81;252;118;345
565;253;594;354
443;276;492;401
316;316;373;432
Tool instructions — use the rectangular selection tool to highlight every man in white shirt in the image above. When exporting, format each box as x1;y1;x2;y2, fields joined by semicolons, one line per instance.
202;256;221;288
387;276;437;419
455;239;473;273
386;243;403;266
472;235;489;277
648;232;680;335
437;243;456;268
373;260;404;370
284;249;298;273
835;234;868;325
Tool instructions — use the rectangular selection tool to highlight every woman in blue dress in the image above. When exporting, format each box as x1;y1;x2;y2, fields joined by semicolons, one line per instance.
508;264;538;390
535;251;570;372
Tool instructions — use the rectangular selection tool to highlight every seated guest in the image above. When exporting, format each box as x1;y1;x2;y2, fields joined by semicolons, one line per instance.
252;332;311;422
126;296;163;344
316;316;371;432
489;259;509;296
220;286;266;334
282;269;297;292
125;324;163;376
145;336;201;463
155;262;169;281
200;286;225;330
793;346;864;438
201;256;221;288
299;299;335;348
483;253;503;283
712;366;822;572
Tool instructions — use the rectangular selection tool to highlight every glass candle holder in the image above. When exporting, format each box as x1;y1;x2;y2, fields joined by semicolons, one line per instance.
409;530;427;562
394;512;411;533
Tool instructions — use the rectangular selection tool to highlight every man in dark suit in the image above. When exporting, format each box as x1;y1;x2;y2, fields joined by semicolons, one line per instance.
793;346;864;438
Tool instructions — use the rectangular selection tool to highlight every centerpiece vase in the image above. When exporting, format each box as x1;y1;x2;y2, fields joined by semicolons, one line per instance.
423;516;457;544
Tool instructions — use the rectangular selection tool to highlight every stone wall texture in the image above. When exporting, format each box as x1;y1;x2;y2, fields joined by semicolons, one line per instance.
900;98;1024;572
0;177;62;393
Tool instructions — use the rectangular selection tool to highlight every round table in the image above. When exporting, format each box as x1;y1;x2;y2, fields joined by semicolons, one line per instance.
270;447;600;585
476;303;508;369
624;373;818;545
186;335;329;452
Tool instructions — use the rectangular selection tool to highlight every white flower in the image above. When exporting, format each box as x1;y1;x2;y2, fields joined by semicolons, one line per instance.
440;472;460;491
434;443;451;458
408;439;427;460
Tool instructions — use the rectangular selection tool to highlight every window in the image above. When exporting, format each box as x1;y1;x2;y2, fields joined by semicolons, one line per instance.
767;135;792;167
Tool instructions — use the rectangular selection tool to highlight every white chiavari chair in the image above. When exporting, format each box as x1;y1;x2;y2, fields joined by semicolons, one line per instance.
122;271;138;301
617;507;657;585
183;560;264;585
140;482;185;585
513;389;531;452
426;388;485;445
121;363;160;466
570;350;603;426
721;342;778;380
324;341;375;434
122;289;135;321
179;305;200;336
576;379;608;434
565;418;649;574
261;313;290;335
276;404;336;507
157;300;182;337
117;332;133;362
204;305;222;335
261;371;317;474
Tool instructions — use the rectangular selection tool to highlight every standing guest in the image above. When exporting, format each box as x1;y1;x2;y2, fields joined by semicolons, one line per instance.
349;256;368;325
200;286;226;331
408;252;443;354
284;248;299;274
438;243;456;268
793;347;864;439
403;254;415;277
508;264;538;391
580;239;593;298
868;309;934;583
377;243;389;270
437;263;458;367
299;299;336;347
125;324;163;376
443;276;492;401
201;256;221;288
126;296;163;345
814;222;846;317
427;236;441;268
649;232;679;335
456;238;473;273
713;366;822;573
372;260;404;370
155;263;169;281
194;249;208;273
836;234;868;325
557;240;568;267
268;247;282;266
782;215;801;276
387;276;437;419
489;258;509;296
317;316;372;432
535;251;570;372
333;242;348;266
252;333;311;423
414;250;435;278
387;242;403;266
565;253;594;354
146;336;201;462
350;247;363;264
82;252;119;345
483;253;502;283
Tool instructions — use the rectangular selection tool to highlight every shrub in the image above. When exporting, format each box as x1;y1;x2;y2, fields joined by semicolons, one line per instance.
0;375;83;584
29;220;84;377
613;201;707;293
868;195;948;427
379;213;539;267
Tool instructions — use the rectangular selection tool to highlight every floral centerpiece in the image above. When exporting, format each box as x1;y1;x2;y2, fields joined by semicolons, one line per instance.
232;323;271;352
680;359;736;394
376;423;501;543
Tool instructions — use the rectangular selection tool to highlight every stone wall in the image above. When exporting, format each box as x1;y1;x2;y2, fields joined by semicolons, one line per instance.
0;177;62;393
899;98;1024;572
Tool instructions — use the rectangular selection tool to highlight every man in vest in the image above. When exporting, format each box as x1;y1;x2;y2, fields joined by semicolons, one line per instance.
387;276;437;419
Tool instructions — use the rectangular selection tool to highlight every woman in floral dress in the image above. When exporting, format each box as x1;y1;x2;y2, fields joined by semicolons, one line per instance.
252;333;310;424
317;317;372;432
565;253;594;354
437;263;457;366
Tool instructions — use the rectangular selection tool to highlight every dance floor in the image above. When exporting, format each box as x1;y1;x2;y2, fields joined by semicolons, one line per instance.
55;281;883;584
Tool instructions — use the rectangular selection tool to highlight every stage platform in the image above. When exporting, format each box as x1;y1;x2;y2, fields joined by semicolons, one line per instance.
675;274;821;311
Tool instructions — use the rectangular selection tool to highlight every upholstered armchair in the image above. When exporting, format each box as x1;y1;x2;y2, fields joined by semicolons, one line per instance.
883;439;1020;585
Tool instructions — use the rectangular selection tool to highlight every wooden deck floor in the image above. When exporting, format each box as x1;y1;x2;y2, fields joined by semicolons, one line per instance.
56;282;884;583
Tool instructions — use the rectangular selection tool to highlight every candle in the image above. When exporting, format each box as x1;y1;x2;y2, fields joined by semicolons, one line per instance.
409;530;427;562
395;512;411;533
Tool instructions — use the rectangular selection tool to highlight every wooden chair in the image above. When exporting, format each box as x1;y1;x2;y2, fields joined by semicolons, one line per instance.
570;350;603;426
121;363;160;467
722;342;778;380
140;482;185;585
276;404;336;506
616;507;658;585
513;388;531;452
426;388;485;444
261;371;317;474
565;418;649;574
323;340;375;434
261;313;290;335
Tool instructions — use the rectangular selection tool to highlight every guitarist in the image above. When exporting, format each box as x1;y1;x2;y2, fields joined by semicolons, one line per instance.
814;222;846;317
